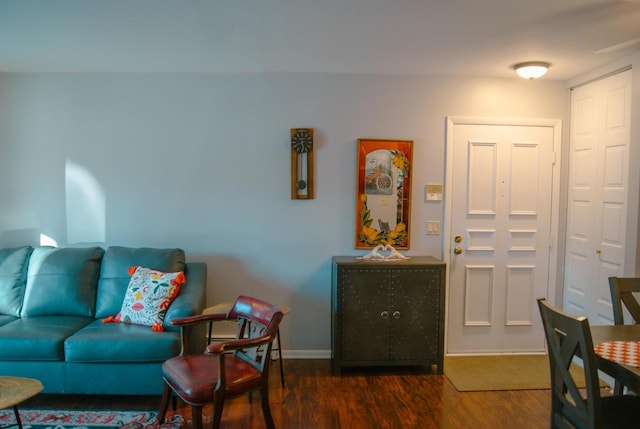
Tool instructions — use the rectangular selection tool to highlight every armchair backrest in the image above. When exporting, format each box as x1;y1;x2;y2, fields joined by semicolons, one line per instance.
228;295;284;373
537;298;602;429
609;277;640;325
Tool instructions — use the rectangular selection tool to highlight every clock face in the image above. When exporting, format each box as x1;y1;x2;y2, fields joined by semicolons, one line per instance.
291;130;313;153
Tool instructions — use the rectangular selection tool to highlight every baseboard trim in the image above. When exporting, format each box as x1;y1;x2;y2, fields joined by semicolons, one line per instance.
281;349;331;359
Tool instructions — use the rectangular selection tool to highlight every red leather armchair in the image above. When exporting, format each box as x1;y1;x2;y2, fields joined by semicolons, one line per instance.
157;295;284;429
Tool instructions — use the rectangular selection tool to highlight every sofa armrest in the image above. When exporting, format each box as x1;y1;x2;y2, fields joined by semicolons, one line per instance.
164;262;207;329
164;262;207;355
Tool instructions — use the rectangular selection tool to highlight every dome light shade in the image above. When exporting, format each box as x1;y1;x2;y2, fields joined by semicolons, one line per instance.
513;62;550;79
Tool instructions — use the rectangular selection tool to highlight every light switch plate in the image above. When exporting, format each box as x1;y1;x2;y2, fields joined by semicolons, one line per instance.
426;221;441;235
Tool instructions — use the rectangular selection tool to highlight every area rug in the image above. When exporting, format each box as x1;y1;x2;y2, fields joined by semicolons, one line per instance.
0;409;184;429
444;355;604;392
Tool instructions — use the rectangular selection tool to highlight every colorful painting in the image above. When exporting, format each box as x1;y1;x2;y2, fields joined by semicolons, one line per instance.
355;139;412;249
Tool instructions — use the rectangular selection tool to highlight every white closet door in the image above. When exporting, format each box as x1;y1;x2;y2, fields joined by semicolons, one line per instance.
564;69;632;324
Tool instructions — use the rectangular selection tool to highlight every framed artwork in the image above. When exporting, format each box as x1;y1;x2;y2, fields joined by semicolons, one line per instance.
355;138;413;249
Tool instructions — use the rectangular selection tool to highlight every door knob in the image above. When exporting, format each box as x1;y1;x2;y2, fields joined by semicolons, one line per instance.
454;246;463;255
454;235;462;243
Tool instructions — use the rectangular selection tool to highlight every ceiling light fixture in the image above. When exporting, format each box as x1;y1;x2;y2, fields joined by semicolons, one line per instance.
513;62;550;79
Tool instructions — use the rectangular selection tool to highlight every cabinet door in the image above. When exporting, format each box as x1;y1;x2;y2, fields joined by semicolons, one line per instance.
340;268;392;361
390;267;440;361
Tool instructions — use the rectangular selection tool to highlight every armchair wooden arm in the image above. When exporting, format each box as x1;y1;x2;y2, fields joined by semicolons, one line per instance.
170;313;228;355
205;334;275;355
170;313;227;327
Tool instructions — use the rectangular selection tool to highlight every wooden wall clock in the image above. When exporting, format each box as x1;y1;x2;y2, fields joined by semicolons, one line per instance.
291;128;314;199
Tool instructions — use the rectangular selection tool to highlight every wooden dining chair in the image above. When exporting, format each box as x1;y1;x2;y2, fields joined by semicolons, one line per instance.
537;298;640;429
608;277;640;325
156;295;284;429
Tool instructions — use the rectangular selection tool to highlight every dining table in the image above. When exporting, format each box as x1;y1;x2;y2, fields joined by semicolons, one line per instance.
590;324;640;393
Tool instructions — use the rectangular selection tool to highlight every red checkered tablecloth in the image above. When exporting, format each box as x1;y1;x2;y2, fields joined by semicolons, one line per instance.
594;341;640;368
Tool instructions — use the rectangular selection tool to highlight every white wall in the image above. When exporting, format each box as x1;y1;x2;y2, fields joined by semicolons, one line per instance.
0;72;567;354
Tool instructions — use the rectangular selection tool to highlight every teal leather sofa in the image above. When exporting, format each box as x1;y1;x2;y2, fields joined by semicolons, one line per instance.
0;245;207;395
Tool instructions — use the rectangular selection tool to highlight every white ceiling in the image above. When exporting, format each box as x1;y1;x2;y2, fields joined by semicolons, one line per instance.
0;0;639;80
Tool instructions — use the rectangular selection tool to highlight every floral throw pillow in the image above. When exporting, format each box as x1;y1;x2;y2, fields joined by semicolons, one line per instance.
104;266;185;332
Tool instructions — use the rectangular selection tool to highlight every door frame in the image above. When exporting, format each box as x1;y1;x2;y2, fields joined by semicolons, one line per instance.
443;116;563;355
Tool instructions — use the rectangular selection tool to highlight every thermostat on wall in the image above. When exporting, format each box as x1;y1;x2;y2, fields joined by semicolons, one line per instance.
425;183;443;201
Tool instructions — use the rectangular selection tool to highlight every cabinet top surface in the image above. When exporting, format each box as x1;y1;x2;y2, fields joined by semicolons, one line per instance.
332;256;444;266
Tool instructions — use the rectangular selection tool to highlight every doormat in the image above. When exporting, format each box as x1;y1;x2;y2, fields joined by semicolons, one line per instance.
0;409;183;429
444;355;605;392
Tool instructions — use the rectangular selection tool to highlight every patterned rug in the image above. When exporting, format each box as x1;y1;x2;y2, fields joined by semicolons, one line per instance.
0;409;184;429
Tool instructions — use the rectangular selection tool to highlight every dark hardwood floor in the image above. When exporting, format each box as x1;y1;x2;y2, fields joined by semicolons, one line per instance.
22;359;553;429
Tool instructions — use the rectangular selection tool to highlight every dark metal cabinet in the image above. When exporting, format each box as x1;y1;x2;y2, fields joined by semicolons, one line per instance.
331;256;445;376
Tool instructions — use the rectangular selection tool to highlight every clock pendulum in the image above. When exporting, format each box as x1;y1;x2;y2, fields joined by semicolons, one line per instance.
290;128;314;199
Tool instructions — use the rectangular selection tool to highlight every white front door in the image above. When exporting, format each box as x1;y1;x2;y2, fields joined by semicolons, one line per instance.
445;117;561;354
563;69;632;325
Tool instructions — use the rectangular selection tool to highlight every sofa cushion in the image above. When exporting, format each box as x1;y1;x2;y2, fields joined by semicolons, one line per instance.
0;315;18;327
21;247;105;317
95;247;185;319
0;315;94;360
65;319;181;363
0;246;33;316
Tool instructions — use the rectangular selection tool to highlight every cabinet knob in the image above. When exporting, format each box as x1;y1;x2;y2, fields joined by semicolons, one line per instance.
380;311;389;319
392;310;401;319
454;246;463;255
